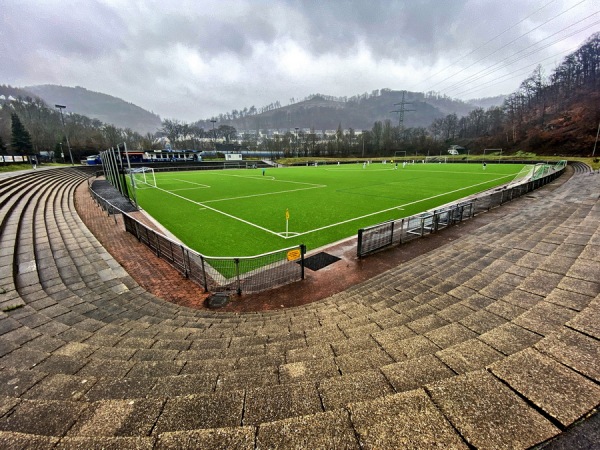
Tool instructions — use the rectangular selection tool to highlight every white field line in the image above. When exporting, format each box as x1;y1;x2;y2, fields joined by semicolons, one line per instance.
170;187;212;192
150;184;283;236
202;185;326;204
326;167;515;176
164;172;327;203
172;178;211;188
279;174;514;239
149;172;513;239
325;167;398;172
213;172;324;187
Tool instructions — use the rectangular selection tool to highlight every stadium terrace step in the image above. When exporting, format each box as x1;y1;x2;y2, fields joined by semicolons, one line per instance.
0;166;597;447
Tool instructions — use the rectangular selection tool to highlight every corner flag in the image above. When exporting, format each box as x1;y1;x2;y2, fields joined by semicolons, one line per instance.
285;209;290;220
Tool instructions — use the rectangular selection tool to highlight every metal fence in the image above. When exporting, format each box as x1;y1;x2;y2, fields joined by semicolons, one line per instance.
88;180;123;222
122;214;305;295
357;166;565;258
89;183;306;295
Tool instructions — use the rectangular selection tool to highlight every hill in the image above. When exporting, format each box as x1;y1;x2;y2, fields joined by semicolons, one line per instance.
23;84;162;135
195;89;484;132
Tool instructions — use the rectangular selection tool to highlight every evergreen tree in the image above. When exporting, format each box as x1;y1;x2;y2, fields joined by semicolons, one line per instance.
10;113;33;153
0;135;6;154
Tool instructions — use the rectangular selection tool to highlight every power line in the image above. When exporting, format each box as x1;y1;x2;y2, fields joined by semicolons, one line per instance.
411;0;559;91
424;0;589;93
443;17;600;97
441;13;600;95
450;45;580;98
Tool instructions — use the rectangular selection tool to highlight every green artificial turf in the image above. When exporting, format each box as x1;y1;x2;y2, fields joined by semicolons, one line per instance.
131;162;524;257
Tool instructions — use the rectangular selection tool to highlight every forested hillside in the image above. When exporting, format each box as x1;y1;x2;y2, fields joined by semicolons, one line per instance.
194;89;478;131
413;32;599;156
0;92;158;159
1;33;597;158
24;85;162;135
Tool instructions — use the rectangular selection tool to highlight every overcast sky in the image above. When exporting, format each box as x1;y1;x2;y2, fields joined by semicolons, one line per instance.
2;0;599;122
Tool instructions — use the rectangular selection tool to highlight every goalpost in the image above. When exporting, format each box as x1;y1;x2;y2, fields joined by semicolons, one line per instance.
483;148;503;160
424;156;447;163
394;151;407;159
531;163;551;180
508;165;535;187
128;167;157;188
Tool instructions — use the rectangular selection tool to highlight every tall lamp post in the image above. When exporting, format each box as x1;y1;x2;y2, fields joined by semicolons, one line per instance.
210;119;217;151
593;120;599;157
295;127;299;157
55;104;74;166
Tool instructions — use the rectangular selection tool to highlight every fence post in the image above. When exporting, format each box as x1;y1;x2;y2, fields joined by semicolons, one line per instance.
134;221;141;241
235;258;241;295
398;218;404;244
181;245;188;278
300;244;306;280
357;229;364;258
201;255;208;292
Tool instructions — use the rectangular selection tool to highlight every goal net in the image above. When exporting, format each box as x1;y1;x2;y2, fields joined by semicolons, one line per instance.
554;160;567;171
531;163;551;180
483;148;502;159
128;167;157;188
507;165;534;187
424;156;447;163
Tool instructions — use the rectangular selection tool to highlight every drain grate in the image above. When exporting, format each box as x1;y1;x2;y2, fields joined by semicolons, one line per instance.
302;252;341;271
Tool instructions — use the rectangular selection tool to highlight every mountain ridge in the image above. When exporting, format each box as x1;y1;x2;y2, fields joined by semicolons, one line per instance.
194;90;503;132
23;84;162;135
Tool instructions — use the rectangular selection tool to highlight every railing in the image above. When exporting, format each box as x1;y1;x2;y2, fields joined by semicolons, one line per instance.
89;182;305;295
122;214;305;295
357;166;565;258
88;179;122;224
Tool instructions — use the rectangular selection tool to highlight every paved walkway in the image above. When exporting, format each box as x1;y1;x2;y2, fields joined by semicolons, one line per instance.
0;165;597;449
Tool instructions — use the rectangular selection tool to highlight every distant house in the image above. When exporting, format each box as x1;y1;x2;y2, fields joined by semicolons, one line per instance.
447;145;465;155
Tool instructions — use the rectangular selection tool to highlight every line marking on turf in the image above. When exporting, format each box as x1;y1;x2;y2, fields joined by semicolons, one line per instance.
147;185;293;237
172;178;211;188
279;174;514;239
202;185;326;204
144;171;515;240
213;172;325;187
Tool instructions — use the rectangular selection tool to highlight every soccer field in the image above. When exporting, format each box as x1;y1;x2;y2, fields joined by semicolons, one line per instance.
131;162;524;257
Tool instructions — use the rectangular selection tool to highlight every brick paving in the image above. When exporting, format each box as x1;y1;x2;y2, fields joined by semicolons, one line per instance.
0;165;598;449
75;174;571;313
74;182;209;309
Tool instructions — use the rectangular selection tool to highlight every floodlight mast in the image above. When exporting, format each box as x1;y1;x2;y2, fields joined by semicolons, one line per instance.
593;120;599;157
210;119;217;150
55;104;74;166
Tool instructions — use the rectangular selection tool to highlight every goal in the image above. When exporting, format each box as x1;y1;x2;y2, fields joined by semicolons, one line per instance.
483;148;503;159
531;163;551;180
128;167;157;188
507;165;534;187
394;151;407;159
424;156;447;163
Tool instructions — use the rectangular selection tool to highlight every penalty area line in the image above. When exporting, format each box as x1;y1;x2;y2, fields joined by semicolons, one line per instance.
147;185;285;237
283;174;513;238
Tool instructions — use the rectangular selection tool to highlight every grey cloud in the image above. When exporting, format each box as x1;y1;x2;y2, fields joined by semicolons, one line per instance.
2;0;598;122
1;1;126;59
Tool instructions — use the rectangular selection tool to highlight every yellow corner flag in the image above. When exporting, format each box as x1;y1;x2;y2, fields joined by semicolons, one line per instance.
285;208;290;220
